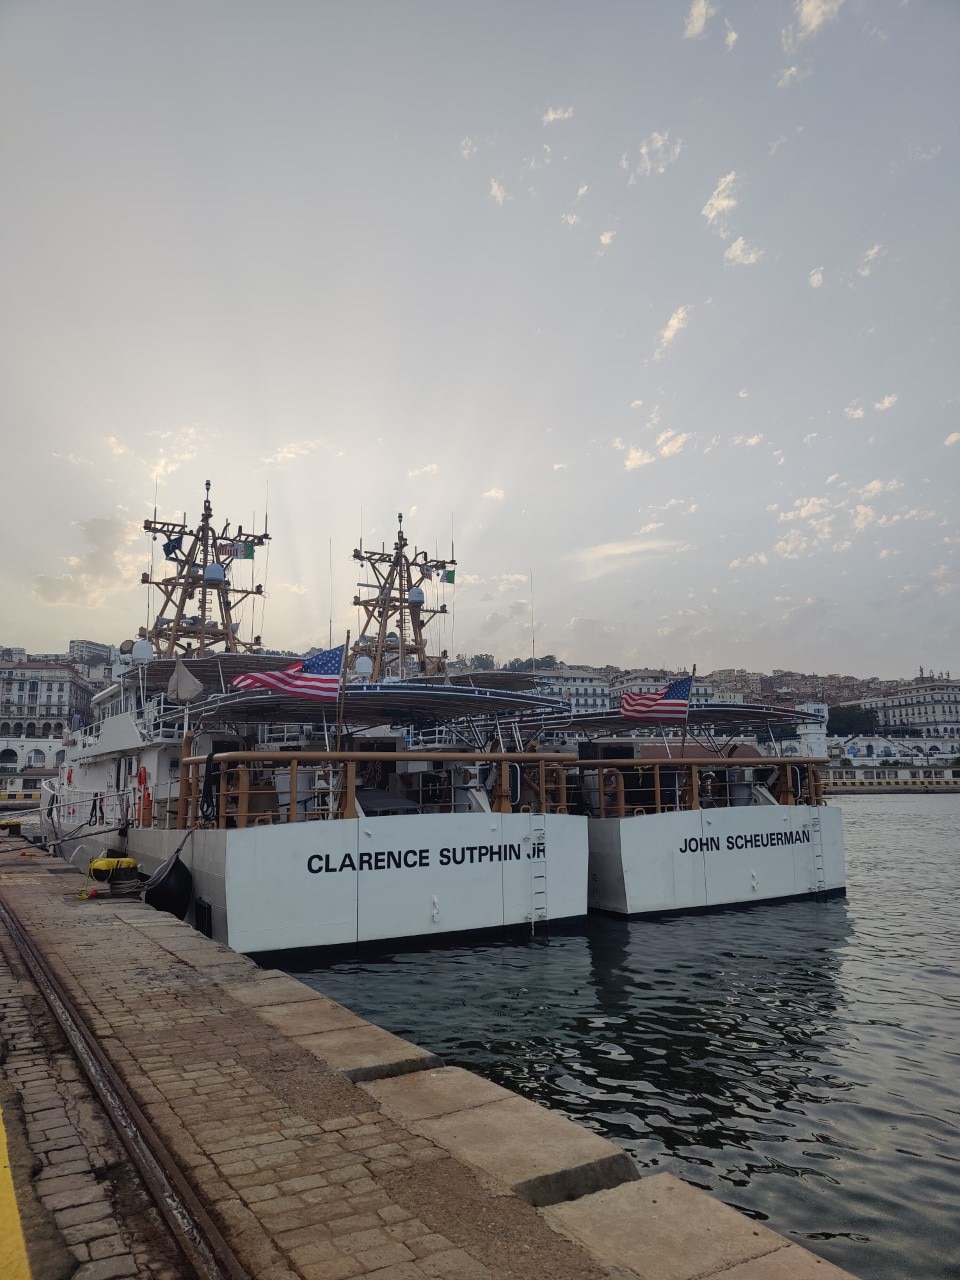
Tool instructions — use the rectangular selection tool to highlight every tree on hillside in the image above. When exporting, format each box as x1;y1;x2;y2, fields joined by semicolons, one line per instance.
469;653;497;671
827;705;878;736
504;655;559;672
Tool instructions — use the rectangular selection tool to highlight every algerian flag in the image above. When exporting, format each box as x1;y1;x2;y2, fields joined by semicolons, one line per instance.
242;542;255;560
441;568;455;584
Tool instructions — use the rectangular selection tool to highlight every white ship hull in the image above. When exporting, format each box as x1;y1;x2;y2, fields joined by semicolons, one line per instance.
587;803;845;916
85;812;589;953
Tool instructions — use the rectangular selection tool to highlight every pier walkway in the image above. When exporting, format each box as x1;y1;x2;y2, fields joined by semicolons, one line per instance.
0;834;855;1280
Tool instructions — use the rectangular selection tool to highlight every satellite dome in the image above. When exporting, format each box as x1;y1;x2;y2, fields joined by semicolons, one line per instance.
408;586;425;606
131;639;155;665
354;655;374;679
203;563;226;584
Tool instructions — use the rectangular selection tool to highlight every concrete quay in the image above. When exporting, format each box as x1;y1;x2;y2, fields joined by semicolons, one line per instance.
0;835;857;1280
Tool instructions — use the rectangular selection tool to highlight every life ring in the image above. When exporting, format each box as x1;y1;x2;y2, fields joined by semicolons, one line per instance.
66;767;73;785
137;766;148;789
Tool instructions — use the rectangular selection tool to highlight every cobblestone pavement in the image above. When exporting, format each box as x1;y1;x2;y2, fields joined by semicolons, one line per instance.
0;907;187;1279
0;841;614;1280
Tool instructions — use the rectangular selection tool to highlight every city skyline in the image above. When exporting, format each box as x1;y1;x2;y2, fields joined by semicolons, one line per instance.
1;1;957;673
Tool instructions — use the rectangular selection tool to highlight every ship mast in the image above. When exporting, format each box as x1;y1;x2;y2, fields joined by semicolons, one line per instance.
141;480;270;658
350;513;455;680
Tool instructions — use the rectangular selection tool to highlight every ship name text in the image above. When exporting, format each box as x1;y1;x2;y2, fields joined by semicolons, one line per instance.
678;829;812;855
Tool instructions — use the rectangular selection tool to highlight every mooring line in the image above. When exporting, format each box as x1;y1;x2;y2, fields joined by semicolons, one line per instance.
0;893;250;1280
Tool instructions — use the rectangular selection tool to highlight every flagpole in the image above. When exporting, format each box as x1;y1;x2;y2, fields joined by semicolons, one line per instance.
679;664;696;758
335;631;350;752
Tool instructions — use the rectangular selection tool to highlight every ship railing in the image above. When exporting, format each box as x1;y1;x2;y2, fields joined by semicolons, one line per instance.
573;757;826;817
174;748;577;830
42;784;134;832
139;695;188;740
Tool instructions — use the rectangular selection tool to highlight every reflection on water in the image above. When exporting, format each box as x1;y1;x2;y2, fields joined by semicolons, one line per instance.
274;795;960;1280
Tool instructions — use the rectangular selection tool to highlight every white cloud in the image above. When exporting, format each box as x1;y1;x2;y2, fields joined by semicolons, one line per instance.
803;433;818;444
775;529;809;559
660;430;691;455
572;537;679;578
460;136;478;160
809;266;824;288
852;504;876;532
777;66;809;88
945;432;960;447
657;430;691;457
683;0;716;39
490;178;508;205
857;243;884;277
724;236;764;266
542;106;574;125
278;582;307;595
262;439;322;465
552;462;568;471
844;402;865;420
34;514;142;606
738;388;749;399
493;573;528;591
729;552;768;568
724;19;738;49
780;496;830;522
407;463;439;477
795;0;845;39
52;452;93;468
523;144;552;173
149;424;202;482
577;184;588;198
599;230;615;246
561;212;581;226
638;522;664;534
624;447;656;470
627;131;683;182
873;393;898;411
630;399;644;410
483;487;505;500
655;305;689;359
701;171;738;237
104;436;128;456
860;478;902;497
732;434;764;447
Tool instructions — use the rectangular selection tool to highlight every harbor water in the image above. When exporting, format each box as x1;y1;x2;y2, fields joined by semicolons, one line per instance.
277;794;960;1280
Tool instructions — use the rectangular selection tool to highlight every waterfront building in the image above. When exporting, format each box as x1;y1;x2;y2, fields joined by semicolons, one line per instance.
859;676;960;740
0;661;94;738
534;665;611;715
68;638;114;665
0;734;65;772
707;668;763;698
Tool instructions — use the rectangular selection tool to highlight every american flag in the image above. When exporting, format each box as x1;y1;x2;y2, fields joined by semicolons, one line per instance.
620;674;693;722
230;645;345;701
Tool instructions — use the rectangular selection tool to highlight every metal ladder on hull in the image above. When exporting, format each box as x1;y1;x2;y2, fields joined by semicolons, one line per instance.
810;809;826;897
528;817;548;936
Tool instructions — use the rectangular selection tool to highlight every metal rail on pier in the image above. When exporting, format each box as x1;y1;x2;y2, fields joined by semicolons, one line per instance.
0;894;251;1280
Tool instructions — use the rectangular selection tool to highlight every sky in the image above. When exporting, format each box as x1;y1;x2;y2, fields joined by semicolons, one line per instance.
1;0;958;677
